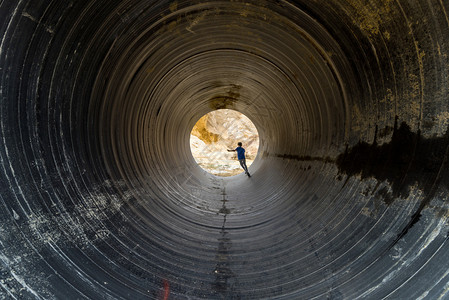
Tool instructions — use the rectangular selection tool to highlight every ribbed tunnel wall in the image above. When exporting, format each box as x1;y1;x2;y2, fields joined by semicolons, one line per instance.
1;0;449;299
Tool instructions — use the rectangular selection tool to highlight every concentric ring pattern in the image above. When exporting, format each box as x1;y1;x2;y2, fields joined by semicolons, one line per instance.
1;0;449;299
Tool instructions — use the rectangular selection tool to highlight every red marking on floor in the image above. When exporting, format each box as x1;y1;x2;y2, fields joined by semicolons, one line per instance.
162;279;170;300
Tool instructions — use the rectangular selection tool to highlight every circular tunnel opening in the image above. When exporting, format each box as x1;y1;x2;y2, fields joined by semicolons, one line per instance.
1;0;449;299
190;109;259;177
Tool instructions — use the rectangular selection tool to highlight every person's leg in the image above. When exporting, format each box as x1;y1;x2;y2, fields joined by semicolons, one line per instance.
242;159;250;176
243;160;248;173
239;159;249;173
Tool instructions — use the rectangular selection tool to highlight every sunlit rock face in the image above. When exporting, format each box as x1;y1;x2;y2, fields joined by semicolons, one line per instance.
190;109;259;176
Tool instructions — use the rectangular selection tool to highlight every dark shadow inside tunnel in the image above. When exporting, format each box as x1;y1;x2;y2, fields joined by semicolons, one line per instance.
1;0;449;299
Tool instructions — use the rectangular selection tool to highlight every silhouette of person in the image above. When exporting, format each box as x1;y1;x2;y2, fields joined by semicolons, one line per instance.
228;142;250;177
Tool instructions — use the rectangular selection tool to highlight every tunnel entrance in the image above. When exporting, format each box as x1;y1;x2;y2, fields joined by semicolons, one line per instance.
190;109;259;176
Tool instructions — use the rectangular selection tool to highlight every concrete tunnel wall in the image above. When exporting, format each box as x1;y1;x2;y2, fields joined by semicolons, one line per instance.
1;0;449;298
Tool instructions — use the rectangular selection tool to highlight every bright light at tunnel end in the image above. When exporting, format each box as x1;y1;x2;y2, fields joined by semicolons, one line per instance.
190;109;259;177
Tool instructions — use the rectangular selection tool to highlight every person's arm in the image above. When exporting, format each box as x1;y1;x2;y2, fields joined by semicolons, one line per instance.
227;149;236;152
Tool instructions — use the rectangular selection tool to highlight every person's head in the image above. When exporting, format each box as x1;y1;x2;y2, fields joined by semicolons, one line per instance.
238;142;242;147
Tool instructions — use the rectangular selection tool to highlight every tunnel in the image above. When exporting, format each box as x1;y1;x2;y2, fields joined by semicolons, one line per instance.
1;0;449;298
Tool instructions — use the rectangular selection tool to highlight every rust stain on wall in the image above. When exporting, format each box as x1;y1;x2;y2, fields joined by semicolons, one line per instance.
347;0;394;36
